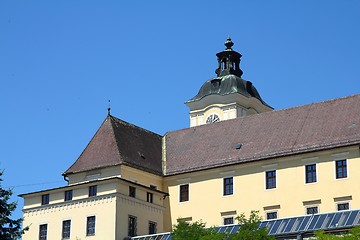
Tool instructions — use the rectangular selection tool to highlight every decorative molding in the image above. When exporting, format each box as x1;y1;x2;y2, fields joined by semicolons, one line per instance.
301;157;319;162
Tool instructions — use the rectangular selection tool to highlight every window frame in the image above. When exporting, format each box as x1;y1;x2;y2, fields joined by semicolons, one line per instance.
223;177;234;196
305;164;317;184
64;190;73;201
179;184;189;202
265;170;276;190
128;215;137;237
149;221;157;235
335;159;348;179
39;224;47;240
86;216;96;236
88;185;97;197
41;194;49;205
223;217;234;225
62;220;71;239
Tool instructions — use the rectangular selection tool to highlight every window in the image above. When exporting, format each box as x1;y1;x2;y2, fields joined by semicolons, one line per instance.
337;202;349;211
223;217;234;225
64;190;73;201
62;220;71;239
305;164;317;183
266;170;276;189
336;160;347;179
41;194;49;205
306;206;319;215
128;215;137;237
149;221;157;234
223;177;233;196
147;192;153;203
266;212;278;220
88;185;97;197
179;184;189;202
150;185;157;190
129;186;136;198
86;216;96;236
39;224;47;240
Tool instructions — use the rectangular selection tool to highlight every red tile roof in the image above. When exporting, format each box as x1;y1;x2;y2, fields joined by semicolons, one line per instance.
64;115;163;175
165;94;360;175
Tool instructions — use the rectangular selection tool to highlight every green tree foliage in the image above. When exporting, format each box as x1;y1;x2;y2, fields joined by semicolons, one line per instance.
228;211;275;240
312;226;360;240
172;211;274;240
0;170;28;239
172;220;225;240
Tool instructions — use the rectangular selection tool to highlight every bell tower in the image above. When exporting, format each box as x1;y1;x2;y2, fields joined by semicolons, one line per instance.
186;37;273;127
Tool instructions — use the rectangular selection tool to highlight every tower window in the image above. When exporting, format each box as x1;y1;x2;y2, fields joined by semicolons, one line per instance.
129;186;136;198
39;224;47;240
266;170;276;189
223;177;233;196
41;194;49;205
179;184;189;202
88;185;97;197
64;190;73;201
62;220;71;239
149;221;157;235
336;159;347;179
86;216;96;236
305;164;317;183
128;215;137;237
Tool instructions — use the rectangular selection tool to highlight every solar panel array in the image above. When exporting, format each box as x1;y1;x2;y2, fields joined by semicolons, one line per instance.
131;209;360;240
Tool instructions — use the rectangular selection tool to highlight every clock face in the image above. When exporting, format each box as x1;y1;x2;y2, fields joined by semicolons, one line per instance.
206;114;220;124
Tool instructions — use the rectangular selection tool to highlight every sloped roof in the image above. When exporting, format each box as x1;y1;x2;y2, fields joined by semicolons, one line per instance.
165;94;360;175
64;115;163;175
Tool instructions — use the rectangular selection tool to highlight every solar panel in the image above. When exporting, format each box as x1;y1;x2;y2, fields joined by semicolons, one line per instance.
131;210;360;240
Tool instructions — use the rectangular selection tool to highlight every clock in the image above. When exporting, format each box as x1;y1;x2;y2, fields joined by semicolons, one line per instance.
206;114;220;124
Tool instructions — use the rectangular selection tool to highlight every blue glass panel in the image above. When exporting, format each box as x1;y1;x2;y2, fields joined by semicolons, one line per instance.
322;213;335;229
338;211;351;227
329;212;342;228
292;217;305;232
298;216;311;231
284;218;297;233
265;221;276;234
269;220;283;235
217;226;227;233
230;225;240;234
345;211;358;226
307;215;320;231
258;221;268;229
314;214;327;230
278;219;290;234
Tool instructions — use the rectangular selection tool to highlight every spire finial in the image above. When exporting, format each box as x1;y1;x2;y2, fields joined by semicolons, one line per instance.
224;36;234;50
107;100;111;115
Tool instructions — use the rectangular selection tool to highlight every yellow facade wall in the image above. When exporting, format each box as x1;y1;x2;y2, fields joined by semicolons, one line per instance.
163;146;360;229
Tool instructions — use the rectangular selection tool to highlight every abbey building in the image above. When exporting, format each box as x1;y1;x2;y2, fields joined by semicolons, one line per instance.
20;38;360;240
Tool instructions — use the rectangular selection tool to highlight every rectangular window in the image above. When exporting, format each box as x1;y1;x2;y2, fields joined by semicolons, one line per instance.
149;221;157;234
266;212;278;220
128;215;137;237
64;190;73;201
88;185;97;197
305;164;317;183
223;217;234;225
223;177;233;196
147;192;153;203
337;202;349;211
266;170;276;189
129;186;136;198
39;224;47;240
179;184;189;202
86;216;96;236
62;220;71;239
336;160;347;179
41;194;49;205
306;206;319;215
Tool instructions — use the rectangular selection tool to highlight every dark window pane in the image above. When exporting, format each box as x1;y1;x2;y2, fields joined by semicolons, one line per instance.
179;184;189;202
224;217;234;225
89;186;97;197
149;221;157;234
306;206;318;215
337;202;349;211
266;170;276;189
336;160;347;179
64;190;73;201
86;216;96;236
128;215;137;237
39;224;47;240
223;177;233;196
129;186;136;198
305;164;317;183
147;192;153;203
267;211;278;220
62;220;71;239
41;194;49;205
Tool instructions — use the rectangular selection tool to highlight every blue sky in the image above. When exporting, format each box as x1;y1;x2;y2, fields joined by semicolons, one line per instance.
1;1;360;222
